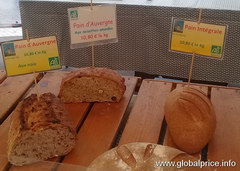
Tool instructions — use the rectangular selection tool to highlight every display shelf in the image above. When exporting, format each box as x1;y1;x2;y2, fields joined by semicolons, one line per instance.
0;71;239;170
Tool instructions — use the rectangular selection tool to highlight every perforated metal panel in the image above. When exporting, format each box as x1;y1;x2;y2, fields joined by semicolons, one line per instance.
20;0;240;83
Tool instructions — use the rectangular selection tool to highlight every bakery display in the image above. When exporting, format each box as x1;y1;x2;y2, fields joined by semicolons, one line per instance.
164;87;216;154
8;93;76;166
89;142;210;170
58;67;126;103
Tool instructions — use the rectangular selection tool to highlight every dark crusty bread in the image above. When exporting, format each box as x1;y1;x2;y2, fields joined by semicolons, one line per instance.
58;67;126;103
8;93;76;166
164;87;216;154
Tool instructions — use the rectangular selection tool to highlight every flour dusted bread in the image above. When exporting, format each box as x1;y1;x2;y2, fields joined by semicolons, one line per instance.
89;143;211;170
58;67;126;103
8;93;76;166
164;87;216;154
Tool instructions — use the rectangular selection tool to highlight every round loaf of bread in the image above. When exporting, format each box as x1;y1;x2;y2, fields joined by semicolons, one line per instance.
89;143;211;170
164;87;216;154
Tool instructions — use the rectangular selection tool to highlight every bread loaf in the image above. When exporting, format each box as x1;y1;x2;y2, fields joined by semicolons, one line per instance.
89;143;211;170
58;67;126;103
8;93;76;166
164;87;216;154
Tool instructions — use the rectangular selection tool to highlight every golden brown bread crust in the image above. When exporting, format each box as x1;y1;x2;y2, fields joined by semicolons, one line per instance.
8;93;76;166
164;87;216;154
61;67;125;86
18;93;71;130
58;67;126;103
89;143;210;171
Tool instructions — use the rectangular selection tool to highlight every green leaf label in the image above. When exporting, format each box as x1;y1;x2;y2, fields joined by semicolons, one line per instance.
48;57;60;67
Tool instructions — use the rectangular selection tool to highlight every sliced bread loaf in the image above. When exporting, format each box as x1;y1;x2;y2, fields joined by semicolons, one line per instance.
8;93;76;166
58;67;126;103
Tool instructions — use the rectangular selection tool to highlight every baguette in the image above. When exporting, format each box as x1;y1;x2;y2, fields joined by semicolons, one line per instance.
58;67;126;103
8;93;76;166
164;87;216;154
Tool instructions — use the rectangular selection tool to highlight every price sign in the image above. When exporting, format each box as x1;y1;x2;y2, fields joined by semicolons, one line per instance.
170;18;227;59
1;36;61;76
68;5;117;48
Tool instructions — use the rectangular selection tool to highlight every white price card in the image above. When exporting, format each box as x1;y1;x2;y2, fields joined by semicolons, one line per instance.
68;5;118;49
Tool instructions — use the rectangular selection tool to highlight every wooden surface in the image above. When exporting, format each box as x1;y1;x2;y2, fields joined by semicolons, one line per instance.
0;73;39;124
208;88;240;170
0;71;138;170
61;77;138;167
0;157;9;171
0;76;240;170
36;71;68;95
0;70;6;84
0;117;11;171
119;80;172;145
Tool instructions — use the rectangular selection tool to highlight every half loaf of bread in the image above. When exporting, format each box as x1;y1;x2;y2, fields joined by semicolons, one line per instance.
58;67;126;103
8;93;76;166
164;87;216;154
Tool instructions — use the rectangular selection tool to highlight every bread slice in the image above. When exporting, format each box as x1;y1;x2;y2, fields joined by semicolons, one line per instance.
8;93;76;166
164;87;216;154
58;67;126;103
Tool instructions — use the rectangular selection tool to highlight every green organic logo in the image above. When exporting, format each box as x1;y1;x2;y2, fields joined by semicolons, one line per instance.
48;57;60;67
211;45;222;56
70;10;78;19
